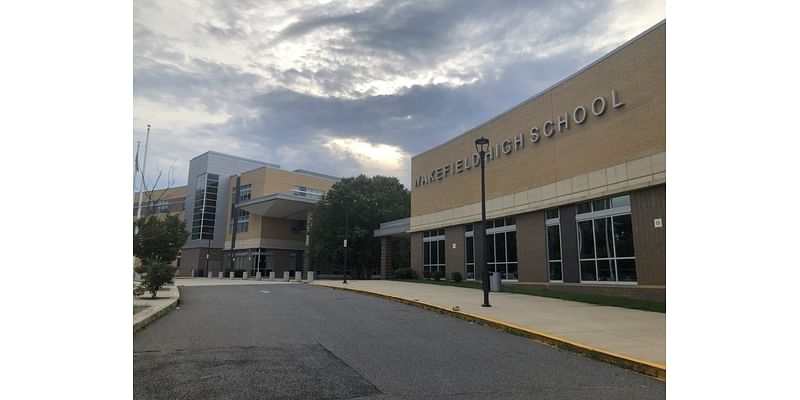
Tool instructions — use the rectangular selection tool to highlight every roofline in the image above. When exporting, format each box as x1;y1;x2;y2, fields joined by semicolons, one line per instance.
229;165;340;182
411;18;666;160
190;151;281;169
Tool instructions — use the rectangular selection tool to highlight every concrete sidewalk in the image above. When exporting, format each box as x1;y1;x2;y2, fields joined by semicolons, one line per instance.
133;284;181;333
312;280;665;379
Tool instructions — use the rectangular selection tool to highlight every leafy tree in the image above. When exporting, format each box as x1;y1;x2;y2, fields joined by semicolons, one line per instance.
134;257;176;298
309;175;410;279
133;214;188;263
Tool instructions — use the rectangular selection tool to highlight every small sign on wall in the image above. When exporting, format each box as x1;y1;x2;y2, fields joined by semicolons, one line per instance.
452;243;457;249
654;218;663;228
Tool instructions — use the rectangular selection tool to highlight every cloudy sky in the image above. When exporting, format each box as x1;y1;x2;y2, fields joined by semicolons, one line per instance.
133;0;664;189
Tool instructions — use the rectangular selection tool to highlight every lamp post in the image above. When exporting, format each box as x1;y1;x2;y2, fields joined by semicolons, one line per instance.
475;136;491;307
343;195;351;284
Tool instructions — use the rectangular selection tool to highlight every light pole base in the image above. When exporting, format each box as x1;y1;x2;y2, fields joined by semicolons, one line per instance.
481;304;492;307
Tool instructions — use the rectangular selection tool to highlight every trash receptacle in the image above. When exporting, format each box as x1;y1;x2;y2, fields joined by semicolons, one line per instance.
490;272;502;292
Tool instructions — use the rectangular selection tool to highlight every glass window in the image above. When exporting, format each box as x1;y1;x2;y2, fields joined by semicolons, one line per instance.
423;229;446;276
190;173;219;240
612;215;635;257
612;195;630;208
465;224;473;232
547;225;561;261
576;202;592;214
576;200;637;284
545;208;559;220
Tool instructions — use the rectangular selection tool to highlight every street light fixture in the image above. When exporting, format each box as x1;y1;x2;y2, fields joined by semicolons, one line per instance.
475;136;491;307
343;195;351;284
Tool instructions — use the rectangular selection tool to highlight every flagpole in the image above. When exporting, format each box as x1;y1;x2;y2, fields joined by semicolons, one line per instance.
134;141;140;192
136;124;151;222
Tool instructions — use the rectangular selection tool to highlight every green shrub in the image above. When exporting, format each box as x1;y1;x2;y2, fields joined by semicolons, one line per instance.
393;268;416;279
423;270;431;279
134;257;176;299
451;272;463;283
431;271;444;281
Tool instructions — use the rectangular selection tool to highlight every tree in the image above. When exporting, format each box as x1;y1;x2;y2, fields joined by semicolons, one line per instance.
309;175;410;279
134;214;188;263
134;257;176;298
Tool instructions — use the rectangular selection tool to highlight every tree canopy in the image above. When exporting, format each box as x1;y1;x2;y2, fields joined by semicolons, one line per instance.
133;214;188;263
309;175;409;278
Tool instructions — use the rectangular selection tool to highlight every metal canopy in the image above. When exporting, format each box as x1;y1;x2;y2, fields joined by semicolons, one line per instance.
237;194;317;220
373;217;410;238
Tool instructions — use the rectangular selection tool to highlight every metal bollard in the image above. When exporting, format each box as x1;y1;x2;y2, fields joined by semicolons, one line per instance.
218;271;224;279
307;271;315;282
229;272;235;279
243;271;249;280
268;271;275;280
256;271;262;280
208;271;213;278
283;271;290;282
294;271;302;282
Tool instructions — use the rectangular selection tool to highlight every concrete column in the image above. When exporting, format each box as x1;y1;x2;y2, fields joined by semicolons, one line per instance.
307;271;315;282
256;271;262;280
283;271;290;281
218;271;224;279
269;271;275;280
243;271;249;280
380;236;392;279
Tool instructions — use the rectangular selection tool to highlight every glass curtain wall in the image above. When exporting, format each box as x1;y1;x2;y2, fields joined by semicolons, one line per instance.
464;217;518;280
191;173;219;240
545;208;563;282
422;229;446;277
576;195;637;283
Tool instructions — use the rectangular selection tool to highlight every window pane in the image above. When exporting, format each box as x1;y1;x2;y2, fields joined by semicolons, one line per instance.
465;224;473;232
549;261;563;281
612;195;630;208
578;221;595;259
506;232;517;262
580;260;597;281
545;208;559;220
594;217;613;258
616;259;637;282
465;236;474;264
438;240;446;265
612;214;635;257
495;218;505;227
506;217;515;226
597;259;616;281
576;202;591;214
507;263;517;280
547;225;561;261
487;234;495;262
592;198;611;211
495;233;506;262
424;242;431;265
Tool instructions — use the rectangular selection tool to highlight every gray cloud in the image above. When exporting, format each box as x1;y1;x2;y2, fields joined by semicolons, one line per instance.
133;0;664;188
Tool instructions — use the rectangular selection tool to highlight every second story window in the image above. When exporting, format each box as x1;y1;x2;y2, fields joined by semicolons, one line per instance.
292;185;324;200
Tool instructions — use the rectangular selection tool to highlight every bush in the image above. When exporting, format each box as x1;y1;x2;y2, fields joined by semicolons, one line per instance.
423;270;431;279
134;257;176;299
451;272;463;283
393;268;416;279
431;271;444;281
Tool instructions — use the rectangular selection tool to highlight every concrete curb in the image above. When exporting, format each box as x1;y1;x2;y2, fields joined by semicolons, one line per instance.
133;286;181;334
318;284;666;381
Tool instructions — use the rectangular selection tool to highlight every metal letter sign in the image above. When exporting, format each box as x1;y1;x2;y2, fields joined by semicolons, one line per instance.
414;89;625;187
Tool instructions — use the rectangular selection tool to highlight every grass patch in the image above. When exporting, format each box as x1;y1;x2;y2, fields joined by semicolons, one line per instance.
396;279;665;313
133;304;149;315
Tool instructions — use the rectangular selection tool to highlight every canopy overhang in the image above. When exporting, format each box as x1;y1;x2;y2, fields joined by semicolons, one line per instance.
237;194;318;220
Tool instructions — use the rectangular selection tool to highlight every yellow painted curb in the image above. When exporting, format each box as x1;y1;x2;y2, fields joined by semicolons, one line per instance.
318;284;666;381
